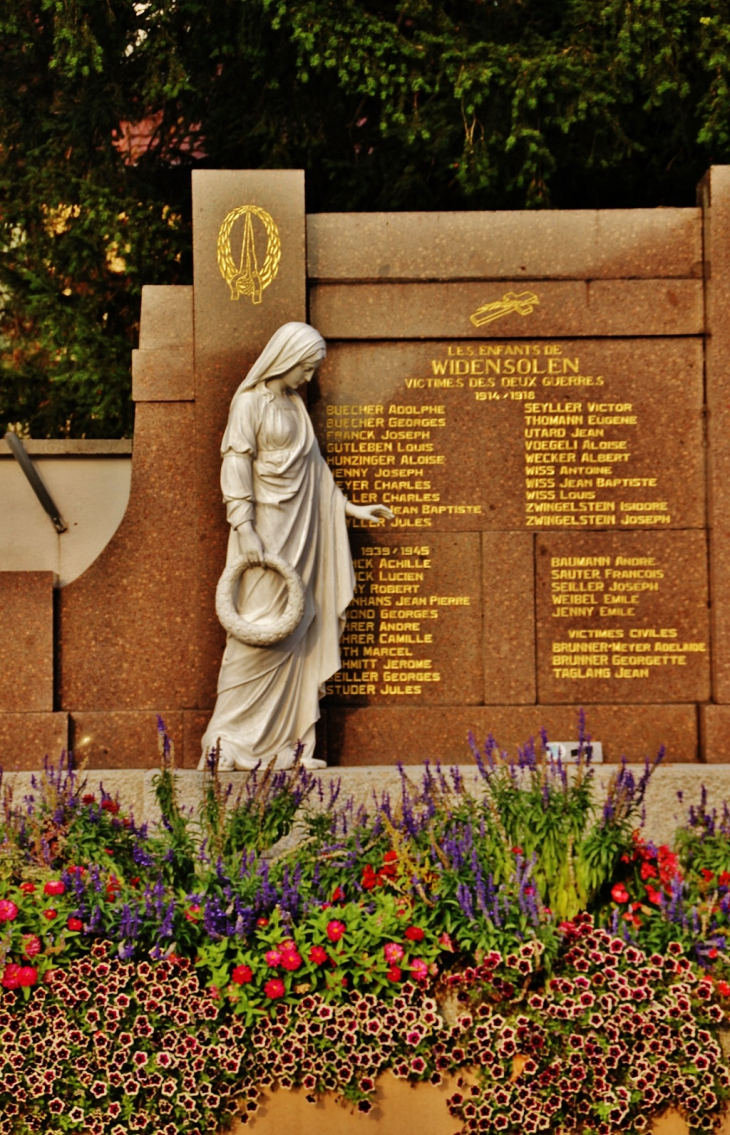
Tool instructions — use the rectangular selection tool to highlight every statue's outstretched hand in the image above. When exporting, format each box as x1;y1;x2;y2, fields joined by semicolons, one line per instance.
236;521;265;565
345;501;395;524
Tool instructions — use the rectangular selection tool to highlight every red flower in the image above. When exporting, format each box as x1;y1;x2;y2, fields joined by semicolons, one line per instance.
231;965;253;985
405;926;425;942
326;920;345;942
264;978;285;999
611;884;629;904
43;909;58;921
23;935;41;958
658;846;680;887
1;965;21;989
43;880;65;896
185;905;201;922
0;900;19;922
256;917;269;928
101;799;120;814
380;851;398;879
17;966;37;988
720;872;730;888
361;865;379;891
19;882;36;894
386;965;402;982
105;877;122;901
309;945;327;965
67;866;85;876
645;885;661;905
717;981;730;997
281;951;302;972
511;846;523;855
701;869;715;883
265;949;282;967
640;861;657;880
67;917;83;932
82;794;96;805
331;886;346;902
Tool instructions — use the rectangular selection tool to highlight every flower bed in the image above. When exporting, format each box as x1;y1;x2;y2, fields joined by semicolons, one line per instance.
1;720;730;1134
2;926;730;1135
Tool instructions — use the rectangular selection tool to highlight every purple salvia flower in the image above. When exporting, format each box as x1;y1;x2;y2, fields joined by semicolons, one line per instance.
468;733;489;781
456;882;475;921
88;904;104;934
119;903;141;941
158;900;175;938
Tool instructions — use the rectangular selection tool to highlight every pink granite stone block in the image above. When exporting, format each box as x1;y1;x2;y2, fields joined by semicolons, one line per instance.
0;571;55;712
0;713;69;769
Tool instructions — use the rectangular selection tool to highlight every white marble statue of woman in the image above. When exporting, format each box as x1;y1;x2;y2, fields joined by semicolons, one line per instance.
199;322;392;771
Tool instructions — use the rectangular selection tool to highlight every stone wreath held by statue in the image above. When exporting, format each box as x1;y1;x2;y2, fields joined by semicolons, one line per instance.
199;322;393;772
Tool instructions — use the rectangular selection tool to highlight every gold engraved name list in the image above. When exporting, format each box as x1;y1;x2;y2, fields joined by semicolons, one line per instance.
325;402;482;528
537;536;710;701
314;340;696;533
325;541;478;702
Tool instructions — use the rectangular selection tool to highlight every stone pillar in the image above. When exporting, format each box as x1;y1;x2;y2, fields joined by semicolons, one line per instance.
58;287;198;766
0;571;68;765
699;167;730;757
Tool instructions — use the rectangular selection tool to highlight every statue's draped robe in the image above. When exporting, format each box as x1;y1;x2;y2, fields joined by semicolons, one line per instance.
200;385;354;767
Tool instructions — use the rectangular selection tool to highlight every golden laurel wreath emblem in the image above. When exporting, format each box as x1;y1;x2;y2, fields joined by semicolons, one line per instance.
470;290;540;327
216;205;282;304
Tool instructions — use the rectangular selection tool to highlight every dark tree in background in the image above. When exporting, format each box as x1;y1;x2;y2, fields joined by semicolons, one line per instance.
2;0;730;438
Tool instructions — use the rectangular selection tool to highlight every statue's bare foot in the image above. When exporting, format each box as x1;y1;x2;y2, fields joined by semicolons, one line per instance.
300;754;327;770
273;744;326;770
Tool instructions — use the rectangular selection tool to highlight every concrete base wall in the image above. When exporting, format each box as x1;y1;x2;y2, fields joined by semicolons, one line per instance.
5;764;730;847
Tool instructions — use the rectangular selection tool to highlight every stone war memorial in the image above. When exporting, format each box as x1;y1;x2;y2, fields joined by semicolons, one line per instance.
8;168;730;1135
6;164;730;771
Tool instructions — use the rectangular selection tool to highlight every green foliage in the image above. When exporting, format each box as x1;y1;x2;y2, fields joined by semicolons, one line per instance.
0;757;140;877
2;0;730;436
0;723;665;992
11;722;730;1013
149;727;197;890
200;745;316;859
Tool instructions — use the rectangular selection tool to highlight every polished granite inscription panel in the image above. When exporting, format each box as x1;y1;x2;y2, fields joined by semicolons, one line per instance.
324;530;482;706
535;531;711;704
310;339;704;533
